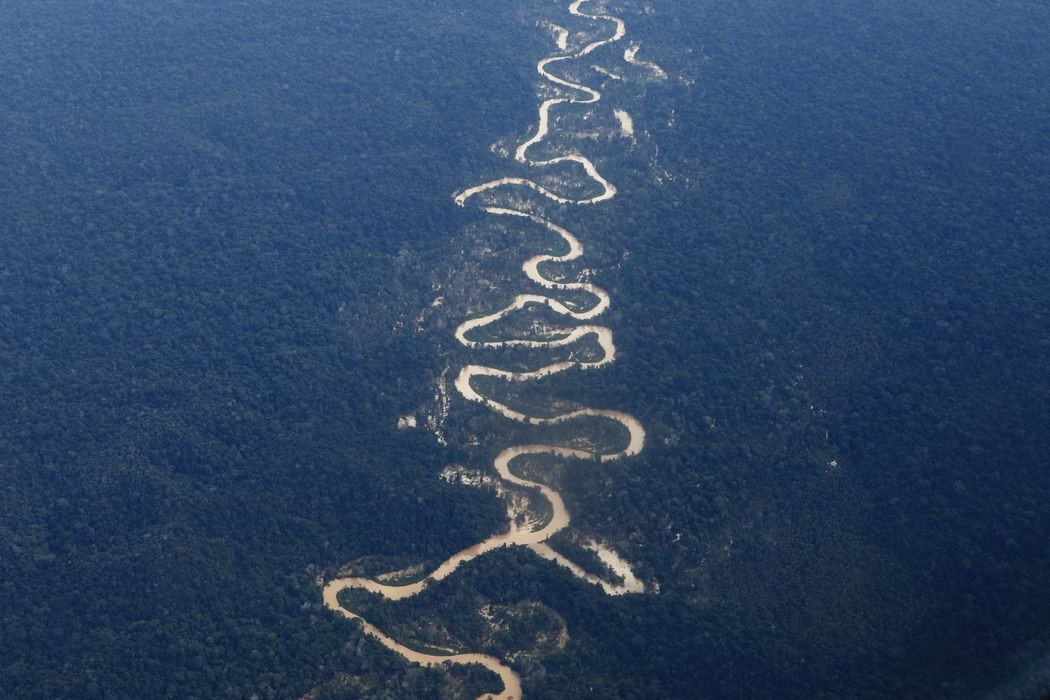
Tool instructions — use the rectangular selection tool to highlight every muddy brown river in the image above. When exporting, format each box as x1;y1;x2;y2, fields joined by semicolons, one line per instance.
323;3;664;697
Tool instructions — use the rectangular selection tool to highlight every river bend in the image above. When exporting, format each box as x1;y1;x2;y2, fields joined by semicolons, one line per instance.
323;3;663;697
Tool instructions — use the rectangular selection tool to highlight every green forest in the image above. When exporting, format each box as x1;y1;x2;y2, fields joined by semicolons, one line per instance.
1;0;1049;698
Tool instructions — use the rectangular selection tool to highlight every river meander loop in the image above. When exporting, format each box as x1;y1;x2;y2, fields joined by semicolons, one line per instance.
323;3;662;697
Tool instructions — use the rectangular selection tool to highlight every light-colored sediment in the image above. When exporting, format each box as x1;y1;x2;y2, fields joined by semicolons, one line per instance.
527;539;644;595
546;22;570;51
614;109;635;138
623;42;668;80
323;4;650;699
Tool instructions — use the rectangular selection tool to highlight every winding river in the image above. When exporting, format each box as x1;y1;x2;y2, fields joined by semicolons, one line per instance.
323;3;663;697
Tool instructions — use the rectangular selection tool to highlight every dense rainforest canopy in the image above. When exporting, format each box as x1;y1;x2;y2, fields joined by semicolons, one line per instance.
1;1;1048;698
